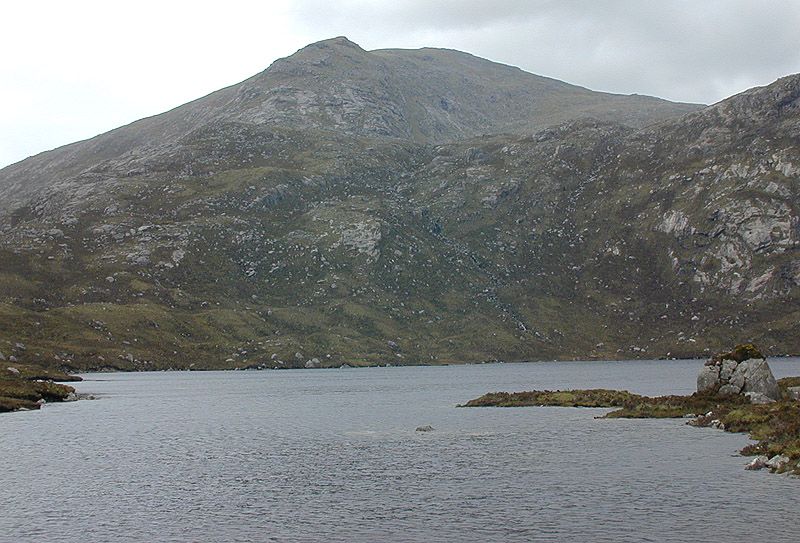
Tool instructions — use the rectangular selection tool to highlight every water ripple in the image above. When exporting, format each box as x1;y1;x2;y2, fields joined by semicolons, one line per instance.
1;358;798;542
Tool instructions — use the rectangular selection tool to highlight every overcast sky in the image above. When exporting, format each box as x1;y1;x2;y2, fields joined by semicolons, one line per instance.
2;0;799;169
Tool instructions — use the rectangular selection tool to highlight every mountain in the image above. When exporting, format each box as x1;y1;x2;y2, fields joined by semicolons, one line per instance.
0;37;797;371
0;37;698;213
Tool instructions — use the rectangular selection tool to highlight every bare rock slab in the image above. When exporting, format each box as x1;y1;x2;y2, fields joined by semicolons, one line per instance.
697;344;780;402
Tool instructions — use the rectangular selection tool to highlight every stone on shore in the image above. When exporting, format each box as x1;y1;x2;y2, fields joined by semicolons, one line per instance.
745;455;769;470
304;358;321;369
697;344;780;402
765;454;790;470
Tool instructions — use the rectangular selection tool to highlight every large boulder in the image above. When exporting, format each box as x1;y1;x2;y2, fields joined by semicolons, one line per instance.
697;344;780;402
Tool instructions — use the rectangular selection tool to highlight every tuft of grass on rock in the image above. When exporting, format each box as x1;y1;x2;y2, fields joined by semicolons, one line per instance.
709;343;764;364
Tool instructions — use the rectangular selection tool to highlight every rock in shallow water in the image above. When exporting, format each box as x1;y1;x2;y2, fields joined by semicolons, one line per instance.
415;425;434;432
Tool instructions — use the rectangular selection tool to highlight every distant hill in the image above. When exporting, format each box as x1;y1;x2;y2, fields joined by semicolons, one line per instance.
1;37;797;371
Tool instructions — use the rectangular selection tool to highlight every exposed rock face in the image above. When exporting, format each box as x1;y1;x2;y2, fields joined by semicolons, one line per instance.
697;344;780;402
340;220;382;262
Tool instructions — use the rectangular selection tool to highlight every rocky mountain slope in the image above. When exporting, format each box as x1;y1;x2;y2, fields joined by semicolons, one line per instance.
0;37;797;371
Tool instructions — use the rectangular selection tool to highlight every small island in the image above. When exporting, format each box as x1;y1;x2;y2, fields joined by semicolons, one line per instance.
462;344;800;475
0;364;82;413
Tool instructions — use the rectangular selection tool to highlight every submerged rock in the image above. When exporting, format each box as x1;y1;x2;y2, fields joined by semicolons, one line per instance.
415;425;434;432
697;344;780;402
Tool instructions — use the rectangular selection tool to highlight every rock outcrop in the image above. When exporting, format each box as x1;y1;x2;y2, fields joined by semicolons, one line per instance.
697;344;780;403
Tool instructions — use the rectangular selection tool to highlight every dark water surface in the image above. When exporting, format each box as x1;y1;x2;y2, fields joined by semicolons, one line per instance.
2;358;799;542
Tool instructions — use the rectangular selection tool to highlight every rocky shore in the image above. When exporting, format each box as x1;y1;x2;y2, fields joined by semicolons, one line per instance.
462;345;800;475
0;364;82;413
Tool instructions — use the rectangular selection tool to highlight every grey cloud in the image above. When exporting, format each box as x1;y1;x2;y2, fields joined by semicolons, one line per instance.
291;0;549;32
291;0;800;104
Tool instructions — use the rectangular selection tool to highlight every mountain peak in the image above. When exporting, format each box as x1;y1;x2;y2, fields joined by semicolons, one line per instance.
292;36;367;58
264;35;371;76
250;37;701;143
310;36;363;50
0;38;704;213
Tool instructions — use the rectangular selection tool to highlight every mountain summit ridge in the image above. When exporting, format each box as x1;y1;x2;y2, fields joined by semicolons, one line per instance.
0;37;701;213
0;39;797;371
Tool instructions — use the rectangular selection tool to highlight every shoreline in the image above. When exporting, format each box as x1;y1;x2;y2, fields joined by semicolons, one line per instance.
461;376;800;476
59;354;800;374
0;364;82;413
